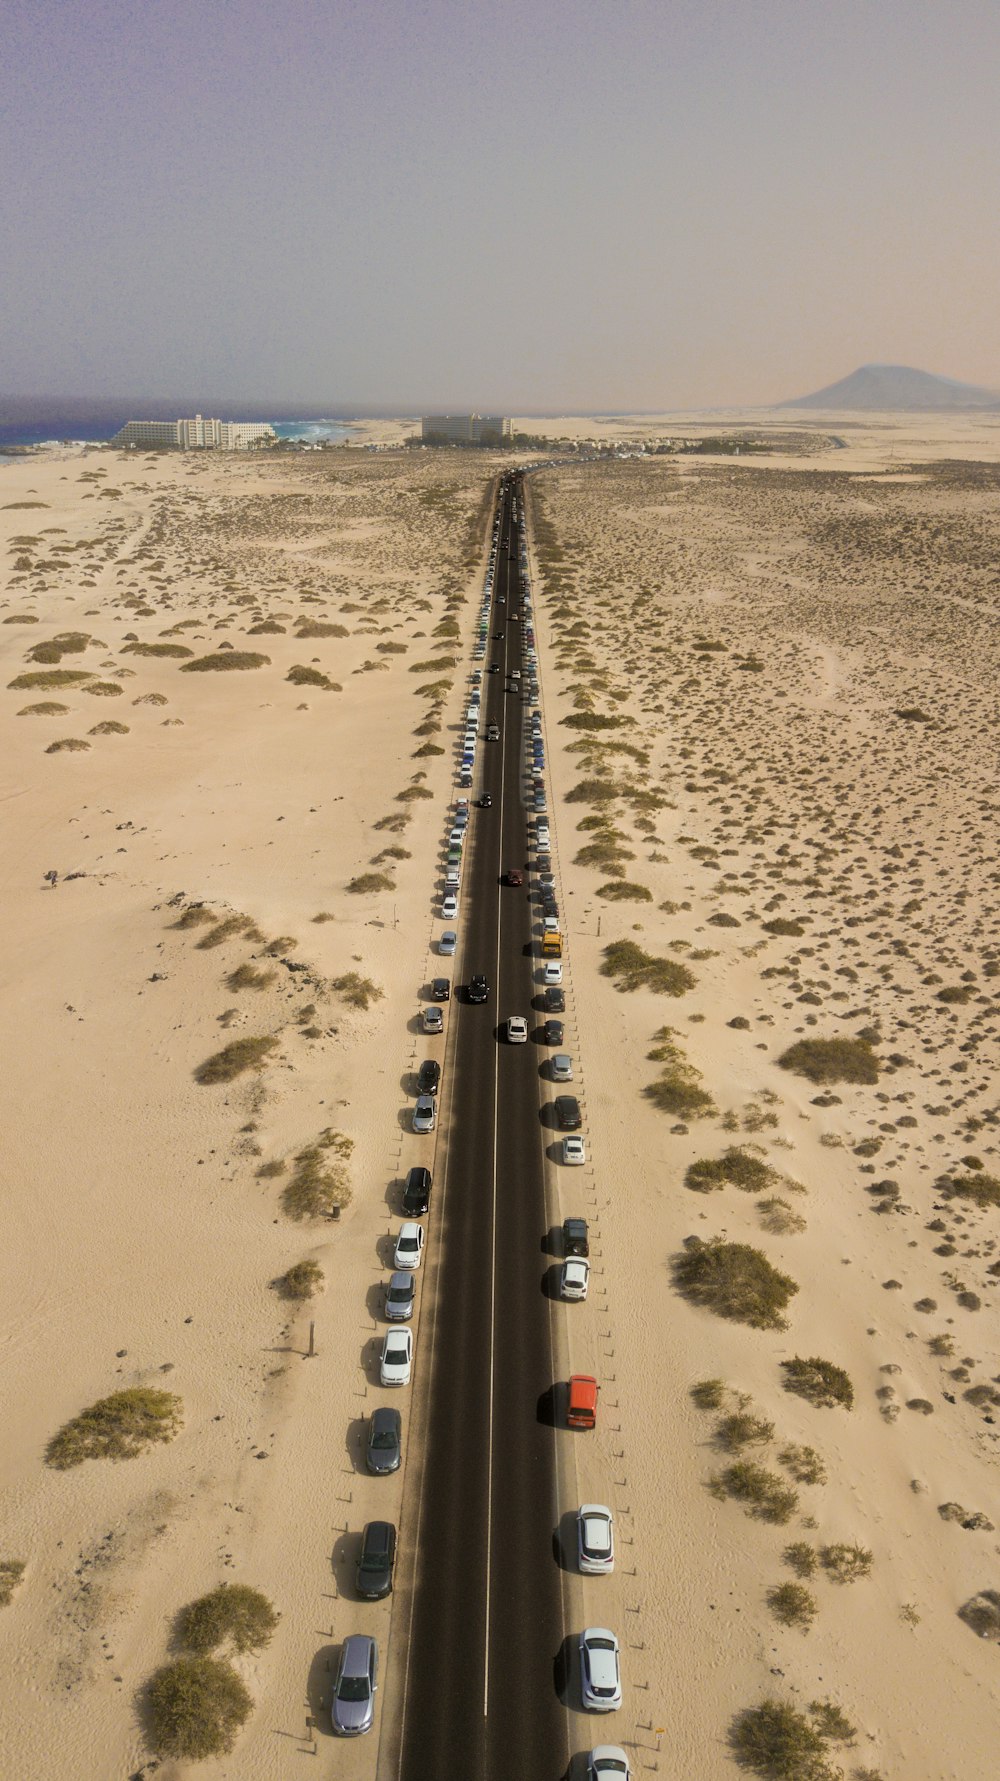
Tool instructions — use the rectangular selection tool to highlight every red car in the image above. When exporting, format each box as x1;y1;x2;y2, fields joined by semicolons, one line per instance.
505;868;524;887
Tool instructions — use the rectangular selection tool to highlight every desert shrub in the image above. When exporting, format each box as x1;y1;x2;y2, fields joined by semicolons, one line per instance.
413;740;444;756
674;1238;798;1330
958;1590;1000;1640
686;1148;777;1195
145;1655;252;1760
602;941;695;996
196;914;259;950
560;711;623;730
46;1388;182;1468
819;1543;872;1583
286;665;338;688
281;1129;353;1221
81;680;124;696
347;872;394;893
180;652;270;672
729;1699;836;1779
226;963;276;991
758;1197;807;1236
783;1541;818;1578
565;777;623;804
646;1073;717;1119
279;1259;324;1300
17;701;70;715
808;1700;856;1743
778;1445;827;1485
121;641;193;658
331;971;383;1009
941;1171;1000;1209
194;1036;278;1085
45;738;90;753
781;1357;854;1410
712;1461;799;1524
176;1584;279;1655
89;720;129;735
690;1377;726;1410
575;840;635;871
8;669;93;689
596;880;653;902
248;619;285;634
0;1560;26;1607
778;1037;879;1085
134;691;169;705
262;935;297;955
373;812;409;832
763;918;806;937
396;784;433;801
172;904;216;929
295;620;347;638
716;1410;775;1451
767;1582;817;1631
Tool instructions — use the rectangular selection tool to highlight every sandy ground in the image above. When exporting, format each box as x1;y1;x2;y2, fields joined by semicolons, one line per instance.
0;443;493;1777
522;416;1000;1779
3;413;1000;1780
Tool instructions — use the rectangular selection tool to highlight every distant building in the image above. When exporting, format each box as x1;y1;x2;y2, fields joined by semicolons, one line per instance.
111;415;276;450
421;413;511;446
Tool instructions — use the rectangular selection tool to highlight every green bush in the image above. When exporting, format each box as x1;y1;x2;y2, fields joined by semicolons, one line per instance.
819;1543;872;1583
121;641;193;658
712;1461;799;1524
146;1654;252;1760
778;1445;827;1485
331;971;383;1009
180;652;270;672
46;737;91;753
766;1581;817;1631
686;1148;777;1194
0;1559;26;1607
347;872;394;893
730;1699;836;1779
281;1129;353;1221
781;1356;854;1410
783;1542;818;1578
690;1377;727;1410
778;1037;880;1085
226;963;277;991
194;1036;278;1085
716;1410;775;1451
196;914;260;949
942;1171;1000;1209
9;669;94;689
176;1583;279;1655
280;1259;324;1300
601;941;695;996
286;664;338;689
560;711;623;730
674;1239;798;1330
46;1388;183;1468
295;620;348;638
763;917;806;937
596;880;653;902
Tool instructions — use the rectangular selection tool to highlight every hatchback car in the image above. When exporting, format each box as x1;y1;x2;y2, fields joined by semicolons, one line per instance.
394;1222;425;1270
578;1505;615;1574
431;972;451;997
555;1095;582;1130
543;985;565;1014
588;1748;631;1780
563;1135;587;1166
441;893;458;920
380;1328;413;1387
422;1005;444;1035
366;1408;402;1477
402;1166;431;1216
579;1627;622;1712
507;1015;528;1044
551;1053;573;1081
385;1271;416;1321
561;1257;590;1300
543;960;563;986
543;1018;564;1045
417;1059;441;1096
412;1095;436;1134
467;974;489;1004
356;1521;397;1599
332;1633;378;1735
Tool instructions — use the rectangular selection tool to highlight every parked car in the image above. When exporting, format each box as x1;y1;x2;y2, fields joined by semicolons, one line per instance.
543;960;563;986
331;1633;378;1735
385;1271;415;1321
551;1053;573;1080
555;1095;582;1130
568;1373;599;1430
561;1257;590;1300
563;1216;589;1257
412;1095;436;1134
577;1504;614;1574
366;1407;402;1477
587;1748;631;1780
402;1166;431;1216
422;1006;444;1035
394;1222;425;1270
431;974;451;998
543;985;565;1014
543;1018;564;1045
417;1059;441;1096
445;867;461;888
579;1627;622;1712
356;1521;397;1599
441;893;458;920
562;1135;586;1166
380;1328;413;1387
507;1015;528;1044
468;974;489;1004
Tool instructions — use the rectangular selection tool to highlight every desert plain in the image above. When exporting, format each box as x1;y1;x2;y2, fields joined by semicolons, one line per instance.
1;412;999;1780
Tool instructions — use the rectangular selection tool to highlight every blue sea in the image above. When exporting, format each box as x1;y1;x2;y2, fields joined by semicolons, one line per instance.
0;407;356;462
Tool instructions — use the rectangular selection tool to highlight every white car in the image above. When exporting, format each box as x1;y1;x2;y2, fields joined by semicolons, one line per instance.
413;1095;436;1134
439;930;457;956
441;893;458;920
543;960;563;985
580;1628;622;1712
422;1006;444;1034
543;914;559;933
578;1505;615;1575
507;1015;528;1044
445;867;461;888
448;827;465;847
561;1257;590;1300
394;1222;425;1270
563;1136;586;1167
588;1749;630;1781
380;1327;413;1387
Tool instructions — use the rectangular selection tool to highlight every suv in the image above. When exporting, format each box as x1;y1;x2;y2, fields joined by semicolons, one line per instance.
542;985;565;1014
356;1521;396;1600
402;1166;431;1216
417;1059;441;1096
468;974;489;1004
555;1094;582;1130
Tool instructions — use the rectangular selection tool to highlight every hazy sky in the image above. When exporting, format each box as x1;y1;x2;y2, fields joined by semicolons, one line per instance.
4;0;1000;410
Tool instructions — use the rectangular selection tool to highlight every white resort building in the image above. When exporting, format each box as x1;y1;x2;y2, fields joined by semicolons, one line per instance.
111;415;276;450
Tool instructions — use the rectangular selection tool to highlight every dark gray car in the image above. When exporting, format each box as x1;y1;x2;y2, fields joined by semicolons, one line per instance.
331;1633;378;1735
356;1520;396;1600
366;1407;402;1476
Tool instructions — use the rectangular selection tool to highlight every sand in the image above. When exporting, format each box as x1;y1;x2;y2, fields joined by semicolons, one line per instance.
2;416;999;1779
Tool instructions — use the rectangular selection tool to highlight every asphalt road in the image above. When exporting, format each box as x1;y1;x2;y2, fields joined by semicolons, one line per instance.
392;480;569;1780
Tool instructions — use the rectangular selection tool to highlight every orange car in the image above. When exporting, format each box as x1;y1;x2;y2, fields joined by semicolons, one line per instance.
567;1374;599;1431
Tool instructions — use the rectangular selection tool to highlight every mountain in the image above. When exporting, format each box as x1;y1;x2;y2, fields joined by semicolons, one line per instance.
781;364;1000;411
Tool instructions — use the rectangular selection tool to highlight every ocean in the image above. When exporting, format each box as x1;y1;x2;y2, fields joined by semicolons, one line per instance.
0;405;356;460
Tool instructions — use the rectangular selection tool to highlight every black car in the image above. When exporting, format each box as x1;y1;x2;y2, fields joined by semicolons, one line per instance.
366;1408;402;1476
468;974;489;1004
402;1166;431;1216
356;1520;397;1600
489;663;500;674
417;1059;441;1097
536;853;552;872
476;793;493;808
431;977;450;1002
543;985;566;1014
555;1095;582;1131
543;1018;564;1046
563;1217;590;1259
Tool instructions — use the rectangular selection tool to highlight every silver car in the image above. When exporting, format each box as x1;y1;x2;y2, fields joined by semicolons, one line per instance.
551;1053;573;1081
385;1271;415;1321
331;1633;378;1736
413;1095;436;1134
